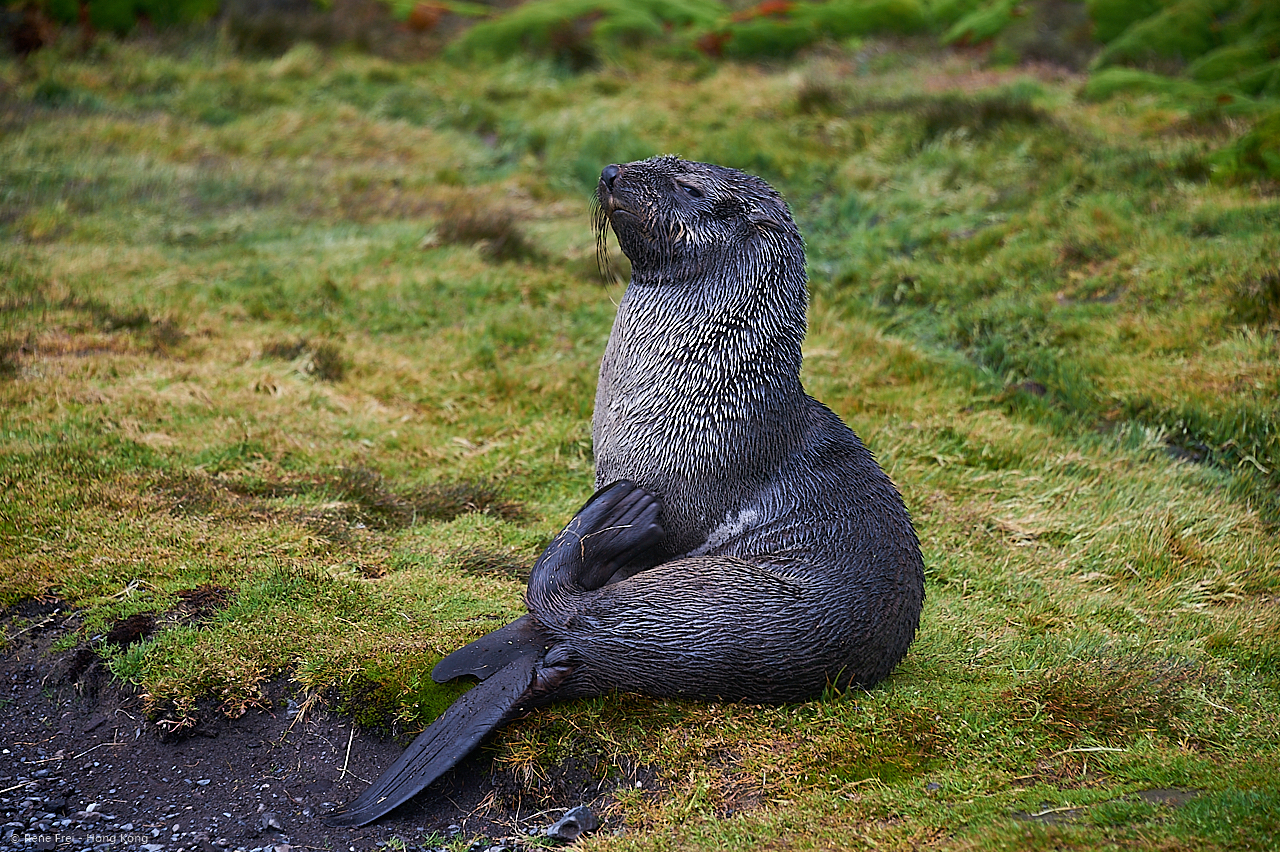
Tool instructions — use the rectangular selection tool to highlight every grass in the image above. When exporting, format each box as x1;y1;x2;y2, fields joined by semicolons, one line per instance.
2;26;1279;852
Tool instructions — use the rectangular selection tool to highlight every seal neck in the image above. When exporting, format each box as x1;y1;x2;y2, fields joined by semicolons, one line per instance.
592;255;810;552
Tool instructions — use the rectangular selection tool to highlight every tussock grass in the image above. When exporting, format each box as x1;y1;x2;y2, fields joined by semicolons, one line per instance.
2;29;1279;851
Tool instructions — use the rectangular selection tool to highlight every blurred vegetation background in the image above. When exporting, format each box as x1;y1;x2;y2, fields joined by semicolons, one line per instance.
5;1;1278;174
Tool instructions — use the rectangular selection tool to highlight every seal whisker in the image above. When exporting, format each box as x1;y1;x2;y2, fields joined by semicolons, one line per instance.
590;195;619;287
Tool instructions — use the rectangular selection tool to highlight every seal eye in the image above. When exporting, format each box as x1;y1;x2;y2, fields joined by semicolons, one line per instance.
677;182;704;199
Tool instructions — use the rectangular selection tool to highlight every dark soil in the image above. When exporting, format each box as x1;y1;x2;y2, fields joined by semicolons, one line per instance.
1;601;654;852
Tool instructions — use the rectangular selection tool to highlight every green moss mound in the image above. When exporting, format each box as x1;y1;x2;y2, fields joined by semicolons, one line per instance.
1093;0;1229;71
798;0;932;39
42;0;220;34
447;0;724;65
1086;0;1166;44
942;0;1020;46
709;0;931;60
1215;107;1280;180
1082;66;1220;100
718;16;819;59
1187;40;1274;82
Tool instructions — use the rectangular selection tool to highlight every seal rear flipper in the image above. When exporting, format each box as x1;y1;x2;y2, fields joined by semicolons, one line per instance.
431;614;545;684
323;654;538;828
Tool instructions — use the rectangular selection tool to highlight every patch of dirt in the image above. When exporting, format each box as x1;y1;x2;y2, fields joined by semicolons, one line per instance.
0;601;644;852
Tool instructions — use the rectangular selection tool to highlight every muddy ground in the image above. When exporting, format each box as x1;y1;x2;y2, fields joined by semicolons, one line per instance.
1;601;654;852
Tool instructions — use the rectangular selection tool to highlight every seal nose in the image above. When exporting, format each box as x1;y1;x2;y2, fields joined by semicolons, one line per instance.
601;164;620;192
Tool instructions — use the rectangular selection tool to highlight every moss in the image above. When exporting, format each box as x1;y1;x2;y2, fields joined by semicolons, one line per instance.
42;0;220;34
1214;107;1280;180
942;0;1021;46
1186;40;1273;82
928;0;989;29
1233;57;1280;98
1092;0;1228;71
340;655;470;732
1081;66;1211;100
1086;0;1166;44
448;0;723;66
695;0;930;61
798;0;931;38
719;17;819;59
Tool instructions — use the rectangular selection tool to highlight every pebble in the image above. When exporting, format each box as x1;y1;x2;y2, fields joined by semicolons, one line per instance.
544;805;601;842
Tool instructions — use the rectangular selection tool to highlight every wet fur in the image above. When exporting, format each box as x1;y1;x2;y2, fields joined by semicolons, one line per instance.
325;156;925;827
585;157;924;698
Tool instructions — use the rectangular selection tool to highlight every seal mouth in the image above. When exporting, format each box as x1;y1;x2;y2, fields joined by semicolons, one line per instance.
605;205;640;224
596;189;637;223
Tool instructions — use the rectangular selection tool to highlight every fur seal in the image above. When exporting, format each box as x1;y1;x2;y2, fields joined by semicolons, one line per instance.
324;156;925;827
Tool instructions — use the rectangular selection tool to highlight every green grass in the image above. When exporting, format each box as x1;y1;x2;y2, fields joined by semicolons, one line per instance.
2;27;1279;851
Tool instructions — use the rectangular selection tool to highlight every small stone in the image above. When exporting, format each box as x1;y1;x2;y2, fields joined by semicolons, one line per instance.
259;812;284;832
197;779;212;786
141;845;165;852
544;806;600;843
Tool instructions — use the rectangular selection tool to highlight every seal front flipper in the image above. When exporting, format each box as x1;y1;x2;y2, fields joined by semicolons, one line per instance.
574;480;665;590
431;614;545;684
530;479;664;601
432;483;660;685
324;654;541;828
